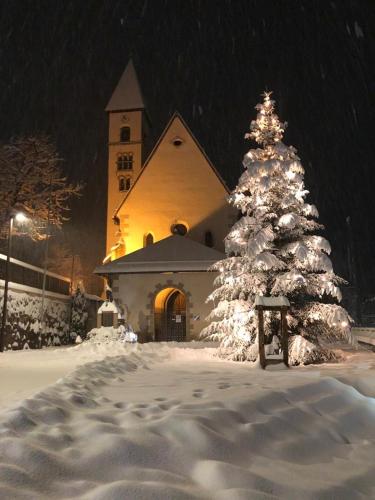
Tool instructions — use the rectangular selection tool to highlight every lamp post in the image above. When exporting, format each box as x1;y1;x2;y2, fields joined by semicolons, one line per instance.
0;212;28;352
39;179;52;341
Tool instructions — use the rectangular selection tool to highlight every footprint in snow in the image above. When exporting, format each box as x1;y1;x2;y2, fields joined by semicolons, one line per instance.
193;389;204;398
113;402;127;409
132;410;146;418
218;383;231;390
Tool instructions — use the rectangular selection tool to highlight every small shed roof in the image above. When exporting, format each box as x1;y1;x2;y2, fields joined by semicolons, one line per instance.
98;300;120;314
255;295;290;308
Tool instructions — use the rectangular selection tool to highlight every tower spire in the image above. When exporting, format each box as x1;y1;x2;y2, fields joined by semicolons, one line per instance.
105;59;145;112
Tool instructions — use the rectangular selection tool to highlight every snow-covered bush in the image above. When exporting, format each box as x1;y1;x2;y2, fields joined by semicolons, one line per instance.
202;92;352;364
86;327;121;344
0;289;70;350
85;325;138;345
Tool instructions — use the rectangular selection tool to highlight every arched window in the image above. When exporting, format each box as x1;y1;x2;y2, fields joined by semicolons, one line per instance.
205;231;214;248
120;126;130;143
144;233;154;247
171;223;188;236
117;153;133;170
119;177;131;192
119;177;125;191
171;136;184;147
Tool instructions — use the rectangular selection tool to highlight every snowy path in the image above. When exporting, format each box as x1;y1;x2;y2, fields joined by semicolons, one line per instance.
0;344;374;499
0;343;139;411
0;347;79;411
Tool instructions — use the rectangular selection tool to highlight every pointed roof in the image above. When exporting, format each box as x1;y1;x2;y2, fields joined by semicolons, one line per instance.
113;111;230;217
94;235;225;275
106;59;145;112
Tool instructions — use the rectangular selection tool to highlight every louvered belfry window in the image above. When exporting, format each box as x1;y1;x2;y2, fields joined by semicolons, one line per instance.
117;153;133;170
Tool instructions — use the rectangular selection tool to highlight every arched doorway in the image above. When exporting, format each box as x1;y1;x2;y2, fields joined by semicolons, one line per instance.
154;288;186;341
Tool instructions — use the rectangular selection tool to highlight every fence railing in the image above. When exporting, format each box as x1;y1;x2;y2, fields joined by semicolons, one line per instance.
352;327;375;347
0;253;70;296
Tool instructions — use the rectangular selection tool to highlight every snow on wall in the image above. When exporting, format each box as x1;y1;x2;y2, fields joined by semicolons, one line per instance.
0;288;71;350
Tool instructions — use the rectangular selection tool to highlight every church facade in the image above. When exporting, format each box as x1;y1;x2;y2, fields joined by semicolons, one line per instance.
95;60;235;342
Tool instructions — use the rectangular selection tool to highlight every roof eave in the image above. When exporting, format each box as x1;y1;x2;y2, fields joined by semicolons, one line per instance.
105;106;145;113
94;260;219;275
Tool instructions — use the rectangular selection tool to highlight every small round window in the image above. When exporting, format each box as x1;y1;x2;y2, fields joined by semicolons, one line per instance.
172;136;184;147
171;223;188;236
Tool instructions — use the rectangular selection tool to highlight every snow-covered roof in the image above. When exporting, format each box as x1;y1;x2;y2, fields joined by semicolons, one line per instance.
105;59;145;112
94;235;225;275
255;295;290;308
98;300;120;314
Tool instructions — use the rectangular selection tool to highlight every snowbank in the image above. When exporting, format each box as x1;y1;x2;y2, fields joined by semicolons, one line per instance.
0;343;374;499
86;326;122;344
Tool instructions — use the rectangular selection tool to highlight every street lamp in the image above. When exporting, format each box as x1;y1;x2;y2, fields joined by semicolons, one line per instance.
15;212;28;224
0;212;28;352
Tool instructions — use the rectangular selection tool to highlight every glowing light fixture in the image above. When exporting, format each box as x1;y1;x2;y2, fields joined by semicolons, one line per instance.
15;212;27;223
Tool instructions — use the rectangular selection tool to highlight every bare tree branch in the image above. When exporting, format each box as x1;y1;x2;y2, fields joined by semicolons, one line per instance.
0;136;82;239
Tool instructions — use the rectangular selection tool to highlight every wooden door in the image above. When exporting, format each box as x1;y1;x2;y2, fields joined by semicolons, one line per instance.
155;290;186;341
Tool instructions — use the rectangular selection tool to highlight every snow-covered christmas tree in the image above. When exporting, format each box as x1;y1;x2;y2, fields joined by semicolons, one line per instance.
202;92;352;364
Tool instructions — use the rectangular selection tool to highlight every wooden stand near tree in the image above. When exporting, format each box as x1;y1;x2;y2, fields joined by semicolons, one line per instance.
255;296;290;369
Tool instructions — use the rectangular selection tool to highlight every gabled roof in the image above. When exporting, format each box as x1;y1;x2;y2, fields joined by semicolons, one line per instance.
113;111;230;217
94;235;225;275
106;59;145;112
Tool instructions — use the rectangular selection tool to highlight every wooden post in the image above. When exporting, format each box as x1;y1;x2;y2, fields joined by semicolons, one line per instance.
257;308;266;369
113;313;118;329
281;307;289;367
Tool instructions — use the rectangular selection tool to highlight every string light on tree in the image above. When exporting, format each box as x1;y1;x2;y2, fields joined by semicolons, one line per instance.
202;92;353;364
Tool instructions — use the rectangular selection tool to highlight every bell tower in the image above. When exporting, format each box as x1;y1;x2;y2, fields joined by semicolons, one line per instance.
105;59;148;260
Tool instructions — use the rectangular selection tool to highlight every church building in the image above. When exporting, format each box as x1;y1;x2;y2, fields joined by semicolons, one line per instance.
95;60;235;341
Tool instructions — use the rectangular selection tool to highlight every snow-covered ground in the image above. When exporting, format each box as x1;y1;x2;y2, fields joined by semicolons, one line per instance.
0;341;374;499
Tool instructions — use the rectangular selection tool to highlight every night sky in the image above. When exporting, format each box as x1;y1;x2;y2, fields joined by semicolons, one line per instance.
0;0;374;293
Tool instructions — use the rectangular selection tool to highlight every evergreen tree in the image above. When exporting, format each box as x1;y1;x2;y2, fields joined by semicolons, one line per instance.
70;285;88;341
202;92;352;364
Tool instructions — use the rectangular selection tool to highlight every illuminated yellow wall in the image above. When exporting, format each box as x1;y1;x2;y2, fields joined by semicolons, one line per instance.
115;114;235;256
106;109;144;258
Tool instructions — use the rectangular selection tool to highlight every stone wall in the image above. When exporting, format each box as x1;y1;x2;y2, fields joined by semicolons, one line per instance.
112;271;216;342
0;283;71;350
